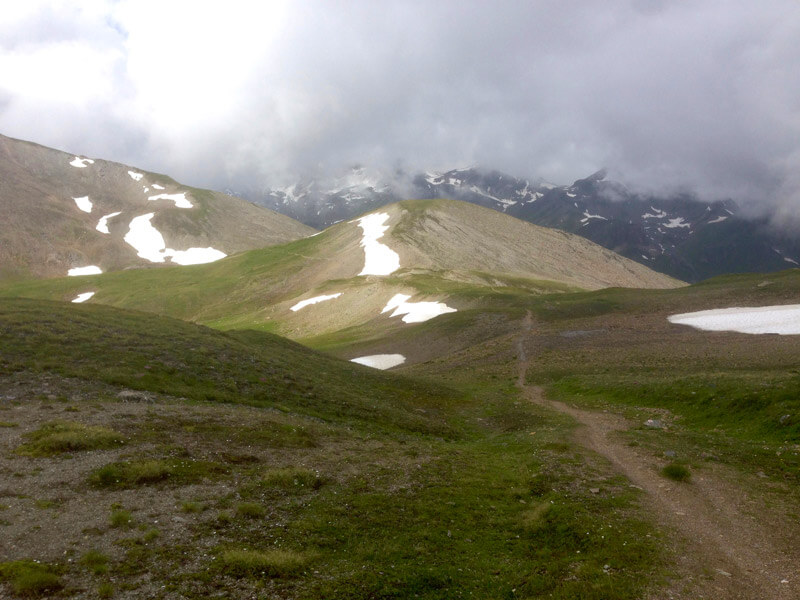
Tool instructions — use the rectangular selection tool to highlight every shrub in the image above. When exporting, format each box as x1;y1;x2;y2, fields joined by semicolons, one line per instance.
80;549;109;574
261;467;323;491
110;509;134;528
661;463;691;482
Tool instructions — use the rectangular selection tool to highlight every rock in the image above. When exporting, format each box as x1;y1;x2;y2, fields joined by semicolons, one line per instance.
116;389;154;403
779;414;792;425
589;488;600;494
645;418;666;429
663;450;677;458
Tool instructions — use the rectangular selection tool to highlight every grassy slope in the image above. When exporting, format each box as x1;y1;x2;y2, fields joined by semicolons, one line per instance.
0;297;662;599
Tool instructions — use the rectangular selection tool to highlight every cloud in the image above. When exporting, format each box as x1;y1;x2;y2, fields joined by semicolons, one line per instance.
0;0;798;213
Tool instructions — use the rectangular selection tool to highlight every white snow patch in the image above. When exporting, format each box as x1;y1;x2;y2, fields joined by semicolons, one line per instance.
642;207;667;219
350;354;406;370
148;192;193;209
69;157;94;168
143;187;150;193
124;213;226;265
580;211;608;224
664;217;691;229
469;185;516;207
708;216;728;224
355;213;400;276
68;265;102;276
152;184;165;190
73;196;92;213
290;293;342;312
128;171;144;181
96;211;122;234
668;305;800;335
71;291;95;303
381;293;457;324
784;257;799;265
566;192;577;198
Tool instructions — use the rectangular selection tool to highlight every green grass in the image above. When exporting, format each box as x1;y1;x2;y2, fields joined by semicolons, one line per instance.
80;549;110;574
216;548;310;579
0;560;63;596
16;420;124;456
89;458;226;489
261;467;323;491
110;509;134;528
236;502;266;519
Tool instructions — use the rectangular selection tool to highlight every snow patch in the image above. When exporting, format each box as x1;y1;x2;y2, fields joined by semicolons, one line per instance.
668;305;800;335
71;291;95;303
96;211;122;234
580;211;608;224
290;293;342;312
707;216;728;224
69;157;94;168
148;192;193;209
381;293;457;324
355;213;400;276
469;185;516;207
73;196;92;213
664;217;690;229
152;183;165;190
68;265;102;276
566;192;577;198
124;213;226;265
784;257;799;265
642;207;667;219
350;354;406;370
128;171;144;181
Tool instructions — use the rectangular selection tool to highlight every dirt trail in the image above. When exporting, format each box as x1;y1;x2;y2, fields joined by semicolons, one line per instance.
516;311;799;600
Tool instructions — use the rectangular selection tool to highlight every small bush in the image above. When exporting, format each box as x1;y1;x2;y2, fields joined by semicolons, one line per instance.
0;560;63;596
80;549;109;574
216;548;309;578
661;463;691;482
236;502;266;519
110;509;134;528
261;467;323;491
17;421;124;456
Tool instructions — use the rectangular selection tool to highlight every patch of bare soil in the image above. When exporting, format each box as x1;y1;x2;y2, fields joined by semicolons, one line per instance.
517;312;800;600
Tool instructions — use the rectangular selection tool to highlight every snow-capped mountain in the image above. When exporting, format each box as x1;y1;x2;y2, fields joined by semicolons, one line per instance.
251;166;800;283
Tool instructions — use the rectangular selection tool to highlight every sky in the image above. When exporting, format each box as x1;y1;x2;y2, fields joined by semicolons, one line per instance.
1;0;799;215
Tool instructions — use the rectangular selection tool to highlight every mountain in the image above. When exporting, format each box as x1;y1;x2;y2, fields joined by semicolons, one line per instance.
251;166;800;283
0;199;680;357
0;134;315;280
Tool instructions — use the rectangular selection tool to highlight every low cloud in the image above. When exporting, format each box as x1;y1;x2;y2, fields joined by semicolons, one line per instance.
1;1;798;214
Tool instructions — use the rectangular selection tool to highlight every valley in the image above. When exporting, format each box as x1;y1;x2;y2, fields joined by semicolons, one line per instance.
1;138;799;599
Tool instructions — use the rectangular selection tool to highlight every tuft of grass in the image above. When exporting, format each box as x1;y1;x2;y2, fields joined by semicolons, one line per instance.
661;463;691;482
110;509;134;528
16;420;124;456
261;467;323;491
97;582;114;598
80;549;109;575
89;459;226;489
235;503;266;519
180;501;205;513
0;560;63;596
215;548;309;578
0;421;18;428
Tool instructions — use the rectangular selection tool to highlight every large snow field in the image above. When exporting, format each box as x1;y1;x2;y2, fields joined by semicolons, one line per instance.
148;192;193;209
382;293;457;324
96;212;122;234
124;213;226;265
290;293;342;312
355;213;400;276
350;354;406;369
668;305;800;335
69;157;94;168
73;196;92;213
71;291;95;303
68;266;102;276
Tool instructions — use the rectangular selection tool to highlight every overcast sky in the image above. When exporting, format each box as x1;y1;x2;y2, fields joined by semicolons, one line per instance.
1;1;799;212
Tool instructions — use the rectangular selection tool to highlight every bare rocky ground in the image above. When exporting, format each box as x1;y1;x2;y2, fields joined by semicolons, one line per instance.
517;311;800;600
